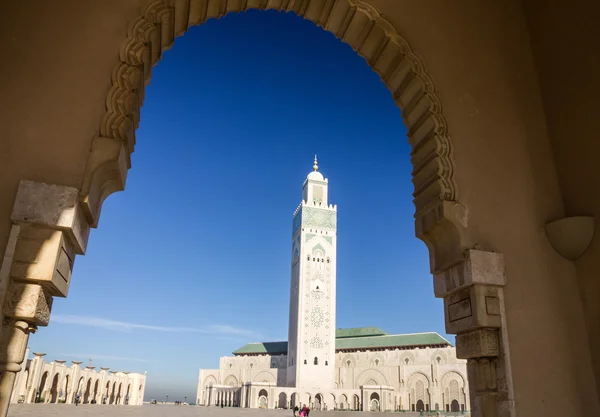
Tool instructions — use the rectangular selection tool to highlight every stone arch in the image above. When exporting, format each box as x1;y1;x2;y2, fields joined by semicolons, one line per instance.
84;0;464;274
314;393;324;410
278;391;287;409
253;371;276;383
369;392;380;411
81;378;90;403
441;370;466;411
356;368;388;387
441;370;466;387
223;375;238;387
290;392;299;408
407;372;430;411
110;381;116;404
49;373;60;403
407;371;431;386
117;382;122;404
339;393;349;410
258;389;268;409
93;379;100;403
63;375;70;403
203;375;217;388
37;371;48;403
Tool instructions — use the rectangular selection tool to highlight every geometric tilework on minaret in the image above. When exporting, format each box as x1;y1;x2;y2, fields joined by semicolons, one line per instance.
287;156;338;389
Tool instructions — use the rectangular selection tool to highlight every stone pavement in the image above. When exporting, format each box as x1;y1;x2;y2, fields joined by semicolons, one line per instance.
8;405;465;417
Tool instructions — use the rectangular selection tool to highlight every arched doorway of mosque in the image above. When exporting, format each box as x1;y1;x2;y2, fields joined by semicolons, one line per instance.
370;393;380;411
258;389;268;409
278;392;287;409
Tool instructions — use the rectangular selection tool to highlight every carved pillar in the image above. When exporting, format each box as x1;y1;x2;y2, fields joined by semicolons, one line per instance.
0;181;89;416
0;320;36;415
434;250;514;417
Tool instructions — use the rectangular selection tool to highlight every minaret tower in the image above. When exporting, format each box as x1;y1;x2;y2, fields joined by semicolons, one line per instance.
287;156;337;389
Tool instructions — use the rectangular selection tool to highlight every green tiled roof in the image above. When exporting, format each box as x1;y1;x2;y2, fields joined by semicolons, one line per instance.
232;341;288;355
335;332;449;350
335;327;388;338
232;328;450;355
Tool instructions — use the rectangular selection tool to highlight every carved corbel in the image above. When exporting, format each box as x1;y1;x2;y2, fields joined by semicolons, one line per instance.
435;250;513;417
80;136;130;226
3;283;52;326
9;180;90;298
415;199;468;274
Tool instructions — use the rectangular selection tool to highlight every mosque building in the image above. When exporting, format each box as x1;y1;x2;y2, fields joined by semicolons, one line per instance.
197;158;469;413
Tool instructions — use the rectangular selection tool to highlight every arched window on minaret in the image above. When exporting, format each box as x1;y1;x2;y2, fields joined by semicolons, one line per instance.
314;357;318;365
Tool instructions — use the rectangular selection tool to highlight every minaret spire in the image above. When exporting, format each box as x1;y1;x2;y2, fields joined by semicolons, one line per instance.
313;155;318;171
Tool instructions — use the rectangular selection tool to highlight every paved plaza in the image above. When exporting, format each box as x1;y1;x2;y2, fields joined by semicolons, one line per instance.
7;405;466;417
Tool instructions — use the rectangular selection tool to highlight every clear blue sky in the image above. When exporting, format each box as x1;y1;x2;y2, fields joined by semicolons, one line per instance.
28;10;448;403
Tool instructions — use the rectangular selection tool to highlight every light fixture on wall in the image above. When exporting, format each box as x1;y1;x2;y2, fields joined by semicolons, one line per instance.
545;216;595;261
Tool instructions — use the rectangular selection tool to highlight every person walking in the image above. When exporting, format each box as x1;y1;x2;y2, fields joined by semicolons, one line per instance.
74;393;80;406
293;405;299;417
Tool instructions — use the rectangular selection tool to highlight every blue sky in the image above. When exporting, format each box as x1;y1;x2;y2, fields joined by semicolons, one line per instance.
28;10;447;402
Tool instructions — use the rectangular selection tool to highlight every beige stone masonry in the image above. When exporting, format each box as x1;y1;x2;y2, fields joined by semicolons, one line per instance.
434;250;513;417
8;181;90;298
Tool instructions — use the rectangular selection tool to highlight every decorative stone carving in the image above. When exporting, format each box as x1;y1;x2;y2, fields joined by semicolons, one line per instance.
302;207;337;229
456;329;500;359
467;358;498;394
3;283;52;326
84;0;459;252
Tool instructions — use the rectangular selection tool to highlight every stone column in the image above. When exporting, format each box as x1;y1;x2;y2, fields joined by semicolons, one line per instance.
434;250;514;417
0;181;89;416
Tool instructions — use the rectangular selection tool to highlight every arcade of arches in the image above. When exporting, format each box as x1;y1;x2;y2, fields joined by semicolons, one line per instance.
9;349;146;406
0;1;598;417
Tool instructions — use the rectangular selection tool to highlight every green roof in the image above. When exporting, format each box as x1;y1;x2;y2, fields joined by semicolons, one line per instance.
232;328;450;355
335;327;388;338
335;333;449;351
232;341;288;355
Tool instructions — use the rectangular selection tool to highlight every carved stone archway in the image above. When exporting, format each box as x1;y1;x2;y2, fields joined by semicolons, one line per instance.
0;2;514;417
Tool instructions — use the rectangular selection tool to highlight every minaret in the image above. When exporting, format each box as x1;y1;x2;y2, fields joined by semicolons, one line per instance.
287;156;337;389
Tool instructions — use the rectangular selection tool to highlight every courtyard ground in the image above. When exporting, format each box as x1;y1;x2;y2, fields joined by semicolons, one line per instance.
7;405;468;417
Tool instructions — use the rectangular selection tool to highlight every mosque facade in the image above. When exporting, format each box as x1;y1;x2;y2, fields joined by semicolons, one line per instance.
10;349;146;406
197;159;469;412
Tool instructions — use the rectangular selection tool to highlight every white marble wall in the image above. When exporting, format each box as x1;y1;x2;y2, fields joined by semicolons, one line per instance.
11;349;146;406
198;345;469;412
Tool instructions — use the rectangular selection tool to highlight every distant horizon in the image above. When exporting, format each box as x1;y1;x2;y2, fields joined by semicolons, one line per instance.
27;9;448;402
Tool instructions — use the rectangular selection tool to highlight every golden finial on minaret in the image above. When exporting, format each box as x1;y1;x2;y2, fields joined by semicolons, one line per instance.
313;155;318;171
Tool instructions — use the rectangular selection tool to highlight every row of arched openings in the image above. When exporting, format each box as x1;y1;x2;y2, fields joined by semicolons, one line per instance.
28;371;139;405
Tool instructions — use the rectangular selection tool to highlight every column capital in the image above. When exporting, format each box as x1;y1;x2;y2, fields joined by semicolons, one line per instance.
3;283;52;326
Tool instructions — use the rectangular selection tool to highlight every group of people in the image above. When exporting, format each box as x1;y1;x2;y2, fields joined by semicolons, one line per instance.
293;405;311;417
